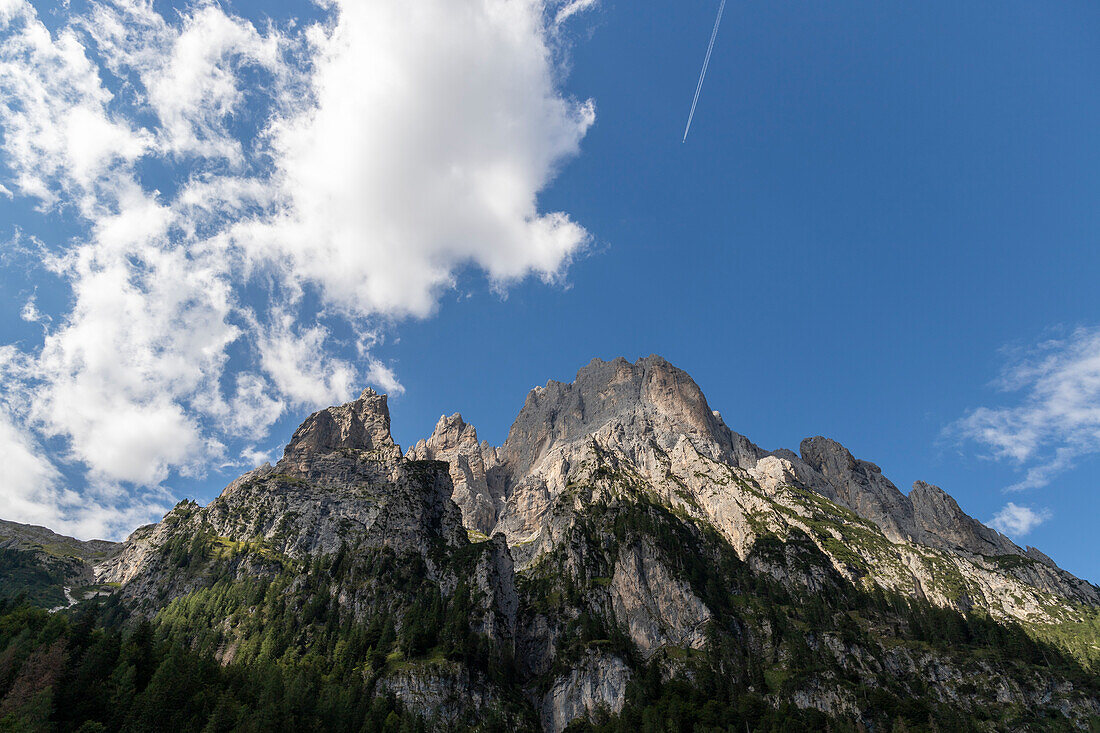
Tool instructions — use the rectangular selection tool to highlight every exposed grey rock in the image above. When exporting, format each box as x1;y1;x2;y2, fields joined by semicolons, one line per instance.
44;354;1100;731
498;356;736;482
540;652;630;733
909;480;1019;556
1026;546;1058;568
100;395;466;608
798;436;921;544
280;387;402;477
470;533;519;643
379;664;517;728
407;413;504;534
610;540;711;656
410;355;1098;628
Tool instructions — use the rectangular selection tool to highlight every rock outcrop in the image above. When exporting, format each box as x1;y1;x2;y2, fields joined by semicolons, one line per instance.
406;413;504;535
99;390;467;606
497;356;736;481
447;356;1099;619
797;436;922;544
0;519;120;607
909;480;1018;556
610;541;711;656
540;653;630;733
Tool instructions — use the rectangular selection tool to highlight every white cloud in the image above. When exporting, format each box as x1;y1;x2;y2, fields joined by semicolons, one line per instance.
366;358;405;397
0;407;63;527
555;0;600;26
0;3;151;209
0;0;594;538
235;0;595;319
81;0;286;163
953;327;1100;491
988;502;1051;537
31;208;240;486
19;292;48;326
238;444;277;469
256;312;358;409
0;405;166;539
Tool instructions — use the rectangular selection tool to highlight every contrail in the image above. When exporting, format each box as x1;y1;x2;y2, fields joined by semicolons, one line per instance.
683;0;727;142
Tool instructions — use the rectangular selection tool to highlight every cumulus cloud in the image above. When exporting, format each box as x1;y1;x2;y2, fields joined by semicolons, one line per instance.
256;313;358;409
0;407;64;528
952;327;1100;491
988;502;1051;537
0;351;166;539
235;0;595;319
0;0;595;537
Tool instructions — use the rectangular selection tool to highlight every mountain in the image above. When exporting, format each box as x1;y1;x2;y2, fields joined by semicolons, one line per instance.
0;518;119;609
1;356;1098;731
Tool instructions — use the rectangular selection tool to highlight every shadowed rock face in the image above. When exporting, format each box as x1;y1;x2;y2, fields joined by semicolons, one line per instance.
798;436;921;544
99;386;468;599
909;481;1019;556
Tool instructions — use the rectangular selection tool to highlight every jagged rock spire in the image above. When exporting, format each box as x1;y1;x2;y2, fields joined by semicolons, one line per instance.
798;436;921;544
406;413;505;534
282;388;396;459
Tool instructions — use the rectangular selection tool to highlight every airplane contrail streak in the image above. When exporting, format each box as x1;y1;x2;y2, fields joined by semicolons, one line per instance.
683;0;727;142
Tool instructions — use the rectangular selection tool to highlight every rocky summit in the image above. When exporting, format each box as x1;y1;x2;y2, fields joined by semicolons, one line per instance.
2;356;1099;732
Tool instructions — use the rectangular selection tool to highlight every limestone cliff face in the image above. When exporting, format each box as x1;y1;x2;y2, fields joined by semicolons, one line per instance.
406;413;504;535
278;387;404;478
67;355;1100;731
610;541;711;656
497;356;736;481
909;480;1018;555
796;436;922;544
539;653;630;733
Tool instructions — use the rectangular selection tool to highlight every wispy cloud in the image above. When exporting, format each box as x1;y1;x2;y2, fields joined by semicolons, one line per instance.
0;0;595;537
555;0;600;26
366;359;405;397
988;502;1051;537
952;326;1100;491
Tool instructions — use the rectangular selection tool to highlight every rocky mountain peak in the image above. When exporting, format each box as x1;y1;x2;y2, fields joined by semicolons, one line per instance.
281;389;396;459
420;413;479;453
798;436;920;543
407;413;504;535
795;440;1026;559
909;480;1019;556
499;355;730;477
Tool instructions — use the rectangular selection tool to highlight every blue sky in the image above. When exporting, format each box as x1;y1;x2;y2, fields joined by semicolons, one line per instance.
1;0;1098;582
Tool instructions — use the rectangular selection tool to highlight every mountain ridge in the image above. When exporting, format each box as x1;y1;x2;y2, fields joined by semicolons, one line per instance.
1;354;1098;731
